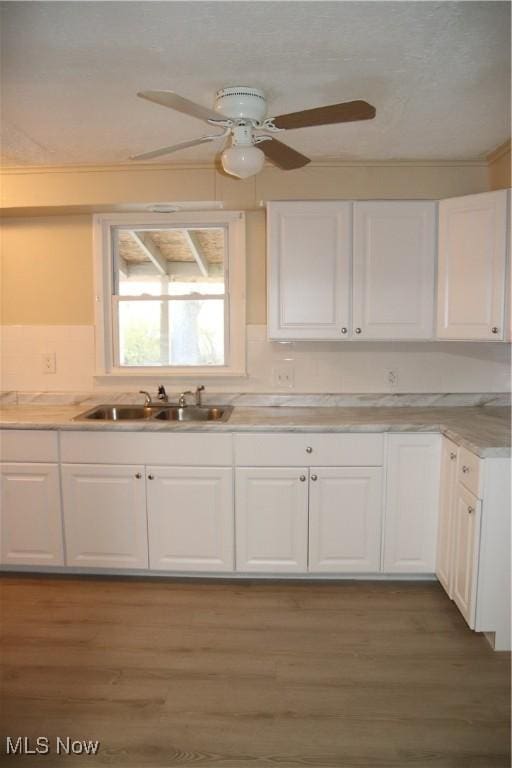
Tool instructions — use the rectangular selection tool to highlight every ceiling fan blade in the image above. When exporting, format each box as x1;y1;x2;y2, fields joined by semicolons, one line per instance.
131;136;217;161
137;90;228;123
260;138;310;170
272;100;376;130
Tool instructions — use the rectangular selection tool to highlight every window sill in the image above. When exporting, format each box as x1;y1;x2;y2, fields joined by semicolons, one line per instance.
94;367;248;382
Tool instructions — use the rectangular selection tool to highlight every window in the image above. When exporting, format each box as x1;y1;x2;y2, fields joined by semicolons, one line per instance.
93;212;246;377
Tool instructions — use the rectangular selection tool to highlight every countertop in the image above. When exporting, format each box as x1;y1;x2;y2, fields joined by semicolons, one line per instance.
0;404;510;458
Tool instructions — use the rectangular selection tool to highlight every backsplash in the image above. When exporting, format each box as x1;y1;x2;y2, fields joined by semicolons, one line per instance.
1;324;510;395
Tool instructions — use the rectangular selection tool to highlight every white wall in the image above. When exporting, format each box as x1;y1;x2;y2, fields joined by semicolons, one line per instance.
1;324;509;394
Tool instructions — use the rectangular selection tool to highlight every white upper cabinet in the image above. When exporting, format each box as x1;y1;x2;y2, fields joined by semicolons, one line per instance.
437;190;508;340
352;202;436;339
267;201;351;339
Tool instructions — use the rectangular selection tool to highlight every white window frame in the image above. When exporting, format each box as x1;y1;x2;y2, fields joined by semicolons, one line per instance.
93;211;246;379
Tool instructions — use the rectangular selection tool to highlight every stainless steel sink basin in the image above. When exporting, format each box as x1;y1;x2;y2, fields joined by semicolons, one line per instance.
74;404;233;423
153;406;232;422
75;405;160;421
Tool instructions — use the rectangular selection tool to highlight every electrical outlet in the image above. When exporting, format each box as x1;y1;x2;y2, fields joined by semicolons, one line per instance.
42;353;56;374
386;369;398;388
272;362;295;389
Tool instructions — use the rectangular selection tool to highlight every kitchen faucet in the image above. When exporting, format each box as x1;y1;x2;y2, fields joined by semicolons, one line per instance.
195;385;205;406
178;386;205;408
139;390;152;406
178;390;193;408
157;385;168;403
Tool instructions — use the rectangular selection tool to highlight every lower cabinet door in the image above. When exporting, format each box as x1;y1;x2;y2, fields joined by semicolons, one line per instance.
236;467;308;572
309;467;383;572
0;463;64;566
61;464;148;569
384;434;441;573
452;484;481;628
436;438;459;597
146;466;234;572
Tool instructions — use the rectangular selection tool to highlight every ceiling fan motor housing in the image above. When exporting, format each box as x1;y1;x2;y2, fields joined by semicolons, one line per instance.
215;87;267;122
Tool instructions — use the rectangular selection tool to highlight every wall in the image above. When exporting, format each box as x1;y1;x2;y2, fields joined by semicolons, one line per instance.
1;323;510;394
1;160;510;394
1;160;490;210
488;141;511;190
0;160;490;326
1;215;93;325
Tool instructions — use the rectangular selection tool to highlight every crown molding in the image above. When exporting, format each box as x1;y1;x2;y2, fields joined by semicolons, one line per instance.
486;139;511;164
0;157;489;176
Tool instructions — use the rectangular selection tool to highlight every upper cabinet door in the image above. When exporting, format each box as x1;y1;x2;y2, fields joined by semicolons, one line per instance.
352;201;436;339
267;201;351;339
437;190;508;340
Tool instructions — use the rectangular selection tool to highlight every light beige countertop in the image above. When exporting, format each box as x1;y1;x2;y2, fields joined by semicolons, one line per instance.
0;404;509;458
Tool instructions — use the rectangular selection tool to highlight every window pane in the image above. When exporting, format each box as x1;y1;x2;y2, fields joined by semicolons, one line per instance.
169;299;224;366
118;299;225;367
118;300;163;366
114;227;225;297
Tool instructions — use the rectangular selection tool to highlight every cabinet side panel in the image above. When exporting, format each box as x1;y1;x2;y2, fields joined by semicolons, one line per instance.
476;458;511;649
384;435;441;573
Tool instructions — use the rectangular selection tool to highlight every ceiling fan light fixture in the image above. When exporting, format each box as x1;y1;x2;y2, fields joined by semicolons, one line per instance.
221;144;265;179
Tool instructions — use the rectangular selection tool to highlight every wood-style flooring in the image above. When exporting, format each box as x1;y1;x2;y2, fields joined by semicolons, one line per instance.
0;576;510;767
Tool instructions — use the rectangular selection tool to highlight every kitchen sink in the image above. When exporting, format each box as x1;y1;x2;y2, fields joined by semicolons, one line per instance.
76;405;159;420
153;406;232;422
74;404;233;423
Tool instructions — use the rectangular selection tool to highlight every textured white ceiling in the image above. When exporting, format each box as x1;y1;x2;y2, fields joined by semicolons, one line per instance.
1;1;510;166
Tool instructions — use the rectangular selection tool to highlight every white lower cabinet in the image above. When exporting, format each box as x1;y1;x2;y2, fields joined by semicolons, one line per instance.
0;463;64;566
436;438;459;596
235;467;309;572
309;467;383;572
235;465;383;574
384;435;441;573
452;484;481;628
147;466;234;572
3;428;509;650
61;464;148;569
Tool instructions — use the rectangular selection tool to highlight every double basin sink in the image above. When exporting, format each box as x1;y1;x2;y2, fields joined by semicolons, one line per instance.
74;404;233;423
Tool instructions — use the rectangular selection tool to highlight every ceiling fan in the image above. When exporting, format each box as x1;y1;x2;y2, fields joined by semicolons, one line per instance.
132;87;376;178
